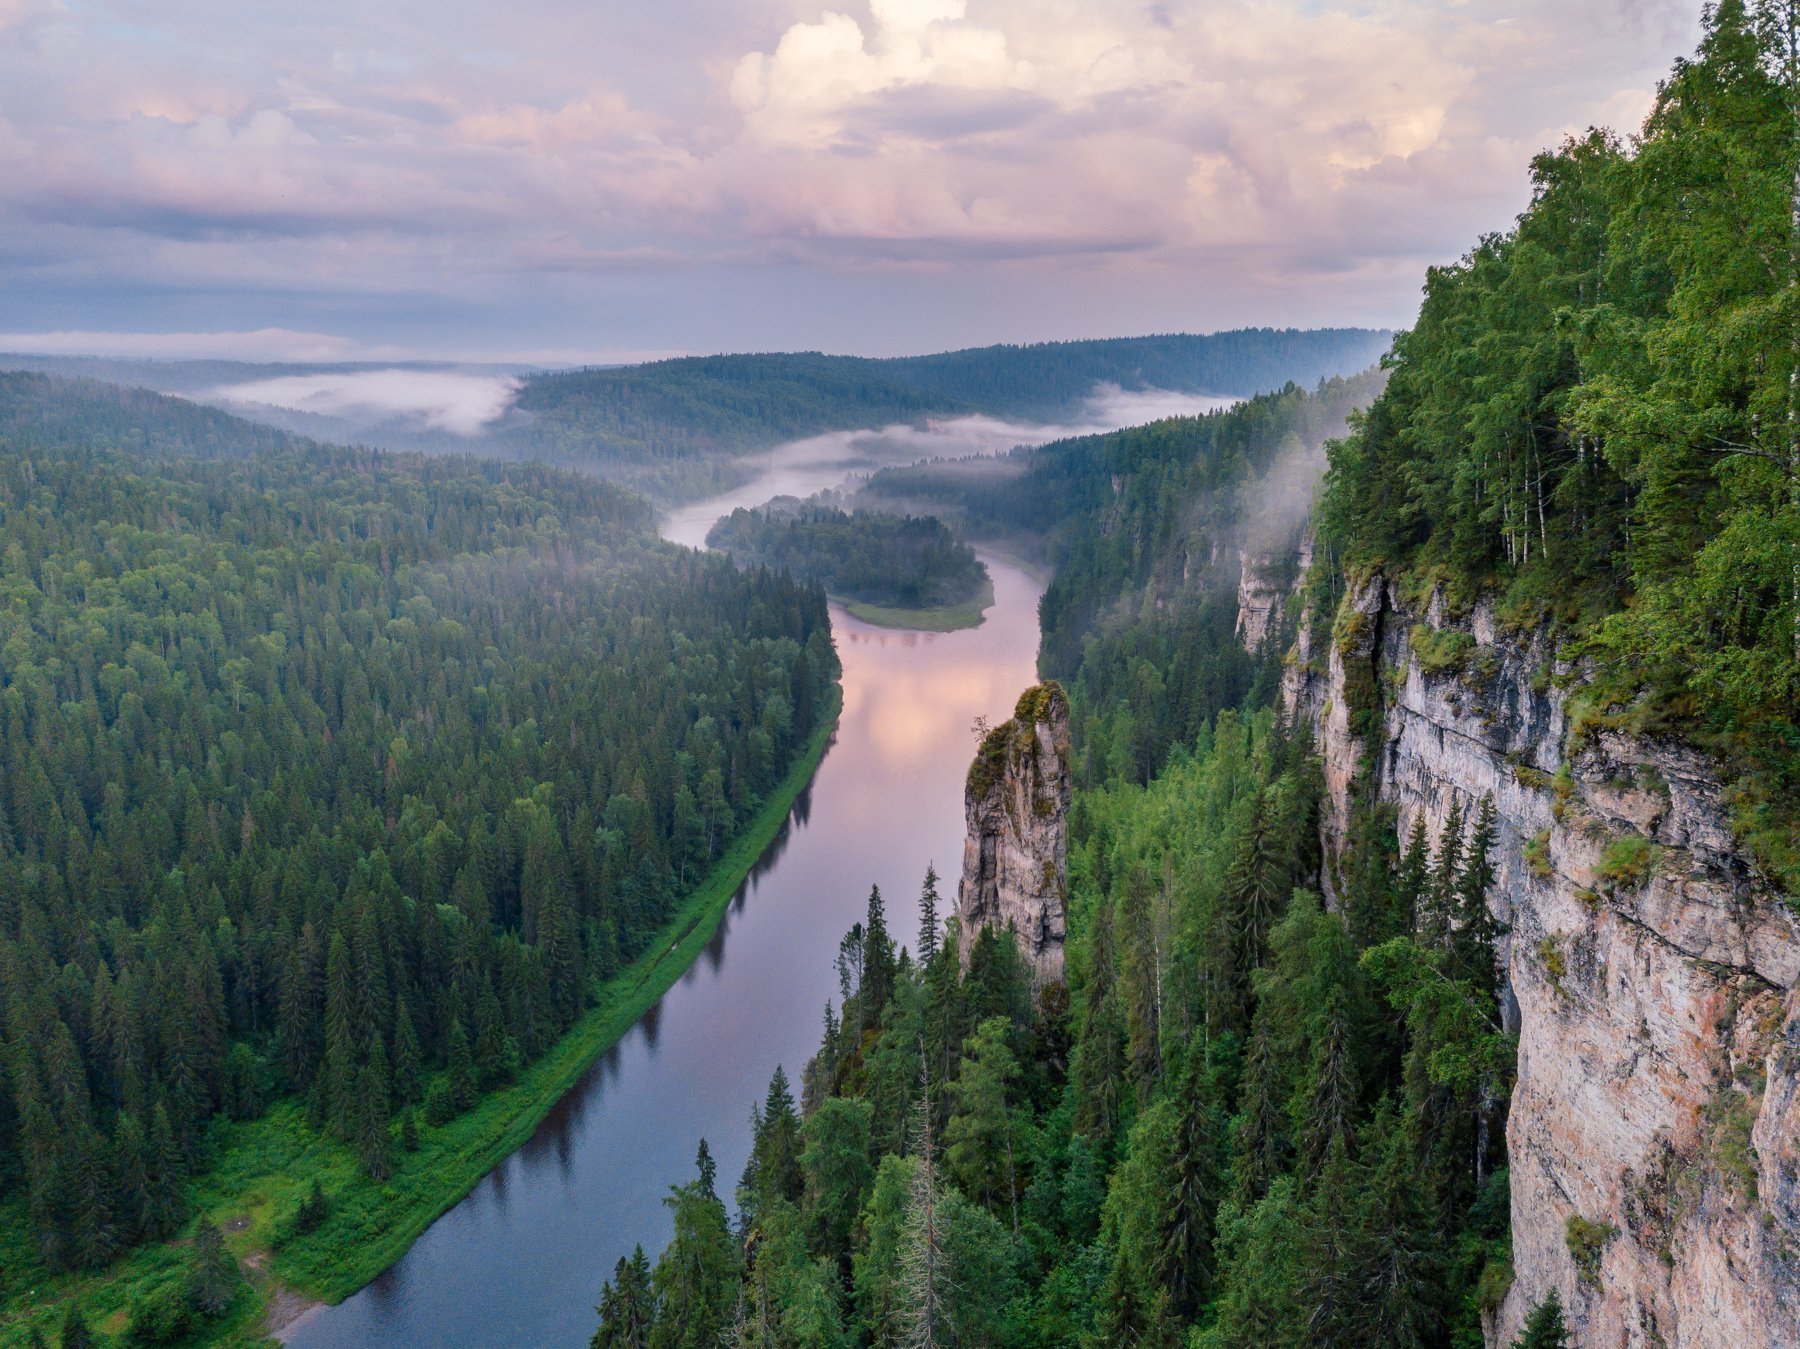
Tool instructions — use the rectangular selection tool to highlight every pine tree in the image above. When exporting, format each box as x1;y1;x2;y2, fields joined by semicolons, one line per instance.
447;1017;476;1111
1158;1058;1224;1316
1302;985;1358;1176
862;886;897;1021
1511;1289;1571;1348
145;1100;187;1238
917;865;941;965
393;994;423;1105
58;1304;94;1349
899;1058;951;1349
189;1217;238;1319
322;930;359;1138
945;1016;1019;1216
359;1038;393;1180
592;1245;657;1349
695;1138;718;1201
750;1067;803;1211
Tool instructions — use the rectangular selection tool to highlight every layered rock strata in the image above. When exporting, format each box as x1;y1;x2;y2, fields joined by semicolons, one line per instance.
1283;570;1800;1347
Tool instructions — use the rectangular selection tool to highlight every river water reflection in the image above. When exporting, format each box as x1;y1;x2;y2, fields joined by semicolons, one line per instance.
282;456;1044;1349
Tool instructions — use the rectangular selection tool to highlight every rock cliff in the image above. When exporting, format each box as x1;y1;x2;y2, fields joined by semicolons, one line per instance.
1282;569;1800;1347
957;682;1071;985
1235;534;1309;655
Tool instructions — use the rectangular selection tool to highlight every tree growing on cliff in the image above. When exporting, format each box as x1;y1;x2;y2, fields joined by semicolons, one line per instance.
1511;1289;1571;1349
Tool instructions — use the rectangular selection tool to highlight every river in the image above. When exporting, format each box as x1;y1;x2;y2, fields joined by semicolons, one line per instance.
282;447;1045;1349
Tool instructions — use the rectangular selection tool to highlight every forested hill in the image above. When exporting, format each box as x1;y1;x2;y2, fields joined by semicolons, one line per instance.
592;366;1523;1349
502;328;1391;469
0;370;310;461
0;372;839;1343
593;10;1800;1347
706;504;988;611
1319;0;1799;893
861;369;1383;757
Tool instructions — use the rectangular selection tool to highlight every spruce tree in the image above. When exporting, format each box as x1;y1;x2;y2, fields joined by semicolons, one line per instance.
1453;796;1504;995
862;885;897;1020
1423;797;1466;947
323;929;358;1138
899;1059;950;1349
1158;1058;1225;1316
1395;814;1431;934
58;1304;94;1349
695;1138;717;1201
751;1067;803;1210
944;1016;1019;1215
917;865;941;965
447;1017;476;1111
359;1040;393;1181
146;1100;187;1238
1301;986;1358;1176
189;1217;238;1319
393;994;423;1105
1512;1289;1571;1348
592;1245;657;1349
1232;1014;1287;1207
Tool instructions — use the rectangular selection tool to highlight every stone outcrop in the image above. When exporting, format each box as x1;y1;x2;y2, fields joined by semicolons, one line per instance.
1286;571;1800;1347
957;682;1071;985
1235;534;1308;654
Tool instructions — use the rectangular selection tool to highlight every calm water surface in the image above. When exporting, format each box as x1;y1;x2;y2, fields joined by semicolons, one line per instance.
282;449;1044;1349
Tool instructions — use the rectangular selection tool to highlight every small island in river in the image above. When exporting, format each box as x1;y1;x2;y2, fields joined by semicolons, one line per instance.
707;499;993;631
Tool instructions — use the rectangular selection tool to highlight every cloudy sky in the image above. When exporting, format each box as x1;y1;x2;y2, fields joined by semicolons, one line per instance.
0;0;1699;362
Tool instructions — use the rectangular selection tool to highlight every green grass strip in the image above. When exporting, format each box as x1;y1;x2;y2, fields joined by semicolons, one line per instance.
839;577;994;632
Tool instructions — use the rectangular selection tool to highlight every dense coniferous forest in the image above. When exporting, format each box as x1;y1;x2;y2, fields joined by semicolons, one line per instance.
504;330;1391;471
597;8;1798;1346
1320;0;1799;894
862;370;1383;774
0;374;838;1310
593;377;1516;1346
706;503;988;611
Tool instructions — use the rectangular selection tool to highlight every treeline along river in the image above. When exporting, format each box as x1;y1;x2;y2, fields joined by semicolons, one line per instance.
281;460;1044;1349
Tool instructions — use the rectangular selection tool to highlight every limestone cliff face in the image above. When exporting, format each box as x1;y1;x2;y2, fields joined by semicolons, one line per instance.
957;683;1071;985
1288;572;1800;1347
1236;532;1312;656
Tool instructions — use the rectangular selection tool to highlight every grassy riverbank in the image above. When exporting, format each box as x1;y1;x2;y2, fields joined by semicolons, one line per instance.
839;577;994;632
0;688;842;1349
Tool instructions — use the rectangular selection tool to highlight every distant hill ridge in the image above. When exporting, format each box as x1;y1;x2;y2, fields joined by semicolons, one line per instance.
508;328;1393;465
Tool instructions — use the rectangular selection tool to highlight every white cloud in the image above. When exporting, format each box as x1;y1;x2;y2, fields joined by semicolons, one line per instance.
0;0;1703;351
212;369;520;435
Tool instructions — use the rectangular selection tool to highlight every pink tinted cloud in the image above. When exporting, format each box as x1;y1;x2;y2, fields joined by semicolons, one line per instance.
0;0;1703;343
